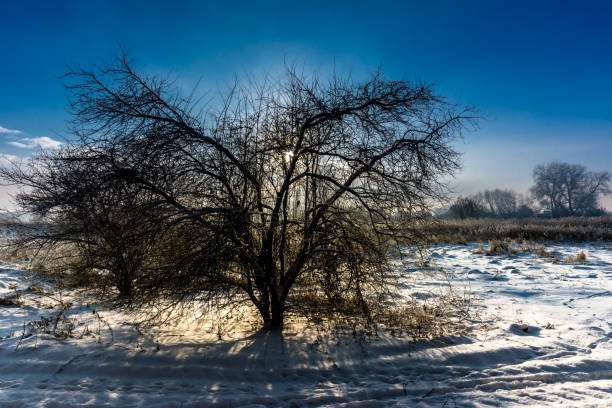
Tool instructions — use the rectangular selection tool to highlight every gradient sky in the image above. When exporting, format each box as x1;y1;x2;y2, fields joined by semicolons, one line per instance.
1;0;611;209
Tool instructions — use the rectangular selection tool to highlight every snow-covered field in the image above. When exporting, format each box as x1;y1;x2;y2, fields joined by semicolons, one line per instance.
1;242;611;407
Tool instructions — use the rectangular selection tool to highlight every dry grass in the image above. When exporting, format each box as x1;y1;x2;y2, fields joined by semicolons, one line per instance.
484;240;518;256
471;239;590;265
565;251;587;263
412;216;612;243
527;247;562;263
290;273;474;341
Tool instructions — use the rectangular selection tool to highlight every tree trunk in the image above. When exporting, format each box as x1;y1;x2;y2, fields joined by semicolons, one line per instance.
256;257;286;329
115;267;133;298
261;292;284;329
269;296;284;328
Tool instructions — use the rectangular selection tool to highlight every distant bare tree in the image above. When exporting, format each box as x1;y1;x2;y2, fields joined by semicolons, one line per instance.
531;162;610;217
2;56;474;329
448;196;483;219
482;189;517;218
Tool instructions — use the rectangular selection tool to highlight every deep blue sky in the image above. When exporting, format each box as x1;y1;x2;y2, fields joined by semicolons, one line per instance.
1;0;611;208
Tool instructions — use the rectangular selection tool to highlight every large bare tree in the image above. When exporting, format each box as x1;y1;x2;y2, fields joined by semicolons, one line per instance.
3;56;473;329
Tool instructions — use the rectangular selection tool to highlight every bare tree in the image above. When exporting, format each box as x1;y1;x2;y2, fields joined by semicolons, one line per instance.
531;161;610;217
482;189;517;218
448;196;484;219
2;56;474;329
1;147;158;298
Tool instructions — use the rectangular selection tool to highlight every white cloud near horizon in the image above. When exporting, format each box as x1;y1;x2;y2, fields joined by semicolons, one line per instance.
0;125;22;134
0;153;19;168
7;136;62;149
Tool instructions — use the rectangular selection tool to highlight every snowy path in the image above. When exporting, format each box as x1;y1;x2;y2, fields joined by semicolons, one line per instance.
1;243;611;407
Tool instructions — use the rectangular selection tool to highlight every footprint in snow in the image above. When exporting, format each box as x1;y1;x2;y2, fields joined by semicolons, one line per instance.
509;323;541;336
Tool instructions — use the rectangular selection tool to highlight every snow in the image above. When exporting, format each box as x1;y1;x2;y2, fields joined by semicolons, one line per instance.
1;242;611;407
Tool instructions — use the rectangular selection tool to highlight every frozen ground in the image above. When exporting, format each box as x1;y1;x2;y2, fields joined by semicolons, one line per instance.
1;242;611;407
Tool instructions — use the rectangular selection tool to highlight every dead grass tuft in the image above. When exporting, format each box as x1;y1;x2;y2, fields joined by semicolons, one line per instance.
485;240;518;256
566;251;587;263
14;302;76;350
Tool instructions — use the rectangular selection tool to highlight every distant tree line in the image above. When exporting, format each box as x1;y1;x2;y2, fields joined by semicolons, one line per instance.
448;161;610;219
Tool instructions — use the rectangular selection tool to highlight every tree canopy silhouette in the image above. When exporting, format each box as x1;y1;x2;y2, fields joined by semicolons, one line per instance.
2;56;474;329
